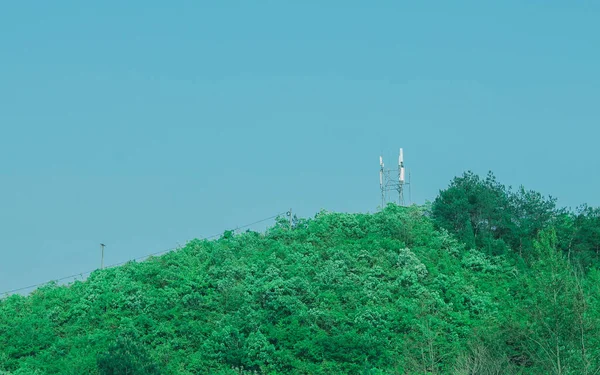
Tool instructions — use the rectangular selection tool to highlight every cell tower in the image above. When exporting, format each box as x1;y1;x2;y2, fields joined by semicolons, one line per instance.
379;148;411;207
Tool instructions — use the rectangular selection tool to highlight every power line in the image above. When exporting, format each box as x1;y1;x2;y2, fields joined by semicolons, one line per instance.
0;211;287;298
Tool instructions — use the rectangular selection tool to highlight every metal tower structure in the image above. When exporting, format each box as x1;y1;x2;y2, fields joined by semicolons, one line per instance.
379;148;411;207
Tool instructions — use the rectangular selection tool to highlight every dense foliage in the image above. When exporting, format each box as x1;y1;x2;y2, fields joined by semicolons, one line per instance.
1;171;600;374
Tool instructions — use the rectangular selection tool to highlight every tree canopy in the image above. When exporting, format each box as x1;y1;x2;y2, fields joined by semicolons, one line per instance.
1;171;600;374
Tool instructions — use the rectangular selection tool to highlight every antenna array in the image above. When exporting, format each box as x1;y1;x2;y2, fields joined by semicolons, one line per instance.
379;148;411;207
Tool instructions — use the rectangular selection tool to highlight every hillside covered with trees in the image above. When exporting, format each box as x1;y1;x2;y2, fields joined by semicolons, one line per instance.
2;172;600;374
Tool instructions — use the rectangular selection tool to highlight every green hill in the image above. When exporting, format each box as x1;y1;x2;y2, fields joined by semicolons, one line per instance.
2;172;600;374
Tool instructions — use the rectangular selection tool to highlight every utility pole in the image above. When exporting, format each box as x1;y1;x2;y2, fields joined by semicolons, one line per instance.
100;243;105;269
380;156;385;208
288;208;293;229
408;170;412;205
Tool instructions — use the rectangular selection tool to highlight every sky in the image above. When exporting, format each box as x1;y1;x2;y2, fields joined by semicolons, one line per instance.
1;1;599;295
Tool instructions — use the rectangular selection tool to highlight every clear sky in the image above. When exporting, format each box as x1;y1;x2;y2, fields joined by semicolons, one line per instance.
1;1;599;294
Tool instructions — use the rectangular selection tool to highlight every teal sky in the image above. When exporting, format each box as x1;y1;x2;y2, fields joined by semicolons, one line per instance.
1;1;599;294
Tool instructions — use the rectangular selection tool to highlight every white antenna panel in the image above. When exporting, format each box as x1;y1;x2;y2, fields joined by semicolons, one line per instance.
400;167;405;183
399;148;404;164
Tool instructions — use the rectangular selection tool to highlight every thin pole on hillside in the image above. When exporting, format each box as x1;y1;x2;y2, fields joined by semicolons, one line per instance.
100;243;105;269
380;156;385;209
409;171;412;205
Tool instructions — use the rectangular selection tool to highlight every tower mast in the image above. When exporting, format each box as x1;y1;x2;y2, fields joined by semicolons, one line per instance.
378;147;411;208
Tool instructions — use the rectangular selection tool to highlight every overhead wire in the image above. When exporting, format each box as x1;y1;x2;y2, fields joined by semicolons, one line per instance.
0;211;288;298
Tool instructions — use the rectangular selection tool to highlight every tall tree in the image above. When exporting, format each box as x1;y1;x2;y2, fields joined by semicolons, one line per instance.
432;171;512;254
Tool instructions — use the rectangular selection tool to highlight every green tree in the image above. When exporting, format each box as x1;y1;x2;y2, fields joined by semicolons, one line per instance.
516;229;580;374
432;171;512;255
97;334;162;375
